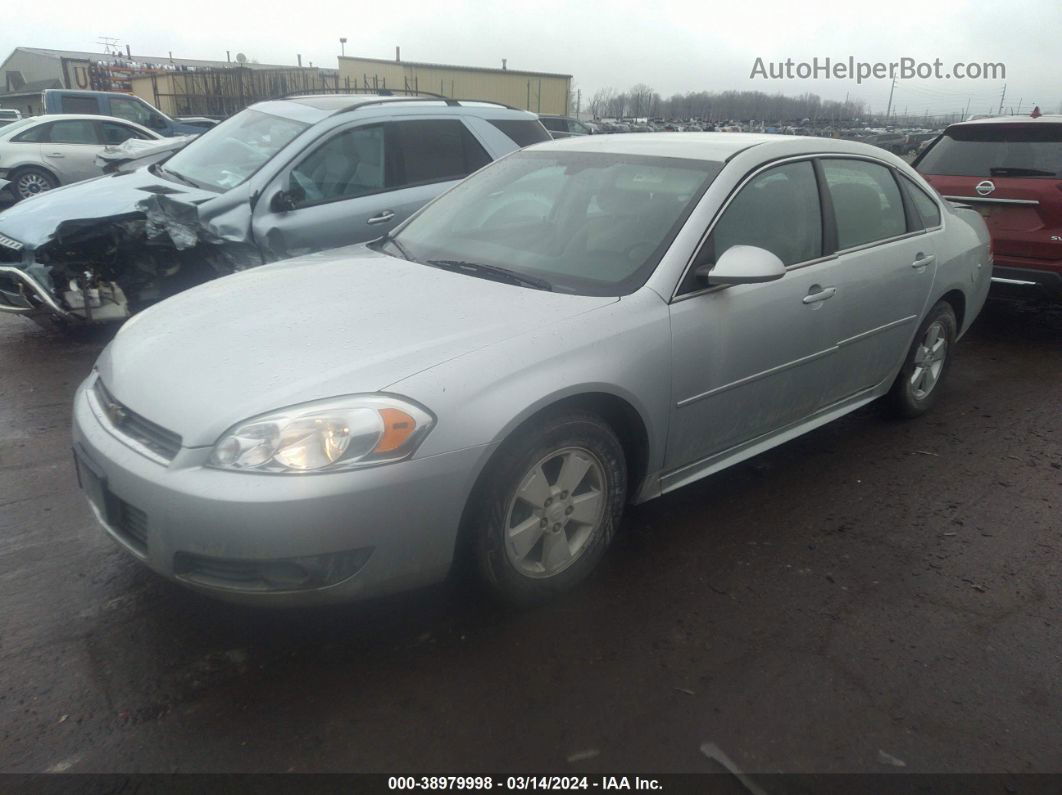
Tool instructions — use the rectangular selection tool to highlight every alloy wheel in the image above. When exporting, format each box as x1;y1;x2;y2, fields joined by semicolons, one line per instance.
503;446;607;579
17;172;54;199
910;320;948;400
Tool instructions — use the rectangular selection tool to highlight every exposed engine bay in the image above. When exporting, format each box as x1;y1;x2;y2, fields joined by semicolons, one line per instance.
0;190;262;326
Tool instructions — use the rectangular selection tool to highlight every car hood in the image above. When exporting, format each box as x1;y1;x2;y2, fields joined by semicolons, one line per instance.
96;246;617;447
0;167;217;249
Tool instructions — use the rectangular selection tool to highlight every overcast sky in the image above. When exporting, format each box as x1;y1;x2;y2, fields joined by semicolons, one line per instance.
6;0;1060;117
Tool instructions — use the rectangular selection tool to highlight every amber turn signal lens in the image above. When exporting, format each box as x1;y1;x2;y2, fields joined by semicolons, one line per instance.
373;408;418;454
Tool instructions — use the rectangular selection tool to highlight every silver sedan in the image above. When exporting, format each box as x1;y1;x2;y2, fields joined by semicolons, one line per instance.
0;114;160;200
72;133;992;605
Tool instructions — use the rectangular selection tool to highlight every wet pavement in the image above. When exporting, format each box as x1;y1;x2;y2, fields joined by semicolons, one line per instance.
0;298;1059;775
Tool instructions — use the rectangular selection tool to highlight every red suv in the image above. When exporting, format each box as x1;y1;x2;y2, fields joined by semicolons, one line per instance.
915;113;1062;300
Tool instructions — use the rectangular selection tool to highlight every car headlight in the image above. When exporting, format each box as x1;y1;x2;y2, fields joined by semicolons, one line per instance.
207;395;434;474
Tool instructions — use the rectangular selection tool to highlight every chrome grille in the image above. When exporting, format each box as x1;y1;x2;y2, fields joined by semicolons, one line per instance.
0;233;23;264
93;378;183;461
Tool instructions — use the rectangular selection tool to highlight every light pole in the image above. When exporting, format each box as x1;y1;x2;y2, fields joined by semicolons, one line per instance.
339;37;347;57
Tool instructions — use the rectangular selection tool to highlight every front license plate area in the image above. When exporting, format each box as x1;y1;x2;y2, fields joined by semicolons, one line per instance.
73;446;109;522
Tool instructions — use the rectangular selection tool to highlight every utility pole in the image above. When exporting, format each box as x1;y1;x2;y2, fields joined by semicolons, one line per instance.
577;89;581;117
885;77;896;122
998;83;1007;116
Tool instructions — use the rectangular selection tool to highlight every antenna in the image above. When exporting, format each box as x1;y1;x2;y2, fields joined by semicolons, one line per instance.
97;35;121;55
235;52;248;65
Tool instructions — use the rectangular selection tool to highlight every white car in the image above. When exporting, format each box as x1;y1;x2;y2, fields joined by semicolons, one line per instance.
0;114;160;200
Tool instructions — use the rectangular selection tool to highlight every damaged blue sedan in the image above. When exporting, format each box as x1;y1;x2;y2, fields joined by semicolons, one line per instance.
0;93;549;325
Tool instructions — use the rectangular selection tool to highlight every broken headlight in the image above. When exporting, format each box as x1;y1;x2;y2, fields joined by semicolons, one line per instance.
208;395;435;474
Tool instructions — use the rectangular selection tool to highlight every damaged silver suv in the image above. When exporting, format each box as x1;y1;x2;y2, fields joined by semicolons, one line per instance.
0;94;550;325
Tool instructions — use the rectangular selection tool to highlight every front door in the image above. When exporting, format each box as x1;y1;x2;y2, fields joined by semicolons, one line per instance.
251;118;493;260
665;160;843;476
40;119;102;183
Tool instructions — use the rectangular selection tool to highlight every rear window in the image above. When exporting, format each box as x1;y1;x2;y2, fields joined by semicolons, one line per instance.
918;124;1062;178
487;119;552;147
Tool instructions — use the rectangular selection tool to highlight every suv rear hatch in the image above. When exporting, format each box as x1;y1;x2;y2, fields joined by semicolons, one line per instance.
915;120;1062;277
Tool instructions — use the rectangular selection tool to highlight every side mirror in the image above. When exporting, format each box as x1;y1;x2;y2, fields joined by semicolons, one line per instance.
270;182;305;213
695;245;786;286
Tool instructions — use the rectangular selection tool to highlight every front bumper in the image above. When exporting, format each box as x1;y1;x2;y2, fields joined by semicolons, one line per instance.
0;264;73;318
72;378;492;605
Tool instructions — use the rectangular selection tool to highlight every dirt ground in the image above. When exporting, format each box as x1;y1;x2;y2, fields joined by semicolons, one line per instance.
0;298;1059;775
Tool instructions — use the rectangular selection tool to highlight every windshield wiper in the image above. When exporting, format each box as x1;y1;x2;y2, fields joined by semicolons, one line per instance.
989;166;1055;177
156;164;200;188
426;259;552;291
378;230;412;261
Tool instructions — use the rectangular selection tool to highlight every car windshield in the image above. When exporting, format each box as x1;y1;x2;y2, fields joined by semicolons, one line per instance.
918;124;1062;178
161;108;309;191
391;150;721;296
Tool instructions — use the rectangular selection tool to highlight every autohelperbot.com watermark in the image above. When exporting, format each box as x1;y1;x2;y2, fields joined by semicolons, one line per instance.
750;56;1005;83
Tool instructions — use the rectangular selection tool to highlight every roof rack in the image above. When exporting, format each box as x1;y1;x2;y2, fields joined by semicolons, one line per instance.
276;87;522;115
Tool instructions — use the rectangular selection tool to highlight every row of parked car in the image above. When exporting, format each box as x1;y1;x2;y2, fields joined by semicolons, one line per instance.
42;107;989;606
2;85;1057;609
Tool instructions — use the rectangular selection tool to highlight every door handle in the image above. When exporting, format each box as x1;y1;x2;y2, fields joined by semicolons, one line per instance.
802;286;836;304
46;152;65;158
912;253;936;269
366;210;395;225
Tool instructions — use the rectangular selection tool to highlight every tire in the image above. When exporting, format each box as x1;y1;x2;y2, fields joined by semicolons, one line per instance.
12;167;59;200
473;410;627;605
884;300;958;418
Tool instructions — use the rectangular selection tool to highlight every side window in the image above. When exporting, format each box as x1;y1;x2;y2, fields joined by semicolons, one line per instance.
13;123;51;143
60;95;101;114
693;160;822;281
289;124;386;206
100;121;150;145
539;118;564;132
486;118;552;147
392;119;491;187
901;175;942;229
46;120;99;144
821;159;907;249
111;97;166;131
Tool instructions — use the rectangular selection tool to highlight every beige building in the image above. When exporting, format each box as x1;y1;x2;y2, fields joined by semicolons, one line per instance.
131;67;339;118
338;54;571;116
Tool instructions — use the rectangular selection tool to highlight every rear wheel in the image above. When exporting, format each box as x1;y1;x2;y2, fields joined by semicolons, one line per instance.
884;300;957;418
473;411;627;605
12;167;59;200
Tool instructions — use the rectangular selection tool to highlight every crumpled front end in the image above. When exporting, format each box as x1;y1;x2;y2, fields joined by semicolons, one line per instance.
0;175;260;325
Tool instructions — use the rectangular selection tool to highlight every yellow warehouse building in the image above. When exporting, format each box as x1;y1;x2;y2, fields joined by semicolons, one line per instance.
338;54;571;116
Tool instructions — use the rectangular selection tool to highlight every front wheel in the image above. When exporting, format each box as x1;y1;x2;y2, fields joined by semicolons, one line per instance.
473;411;627;605
12;167;59;200
884;300;957;418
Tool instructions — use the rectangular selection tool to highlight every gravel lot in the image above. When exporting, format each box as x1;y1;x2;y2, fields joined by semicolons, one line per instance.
0;297;1059;775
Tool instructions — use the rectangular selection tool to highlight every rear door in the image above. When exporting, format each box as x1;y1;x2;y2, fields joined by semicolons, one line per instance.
916;123;1062;264
250;117;491;260
40;119;103;183
816;157;937;401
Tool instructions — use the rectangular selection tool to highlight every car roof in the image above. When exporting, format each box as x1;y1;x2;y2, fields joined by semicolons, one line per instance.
946;114;1062;129
540;132;897;163
17;113;152;126
269;94;537;122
